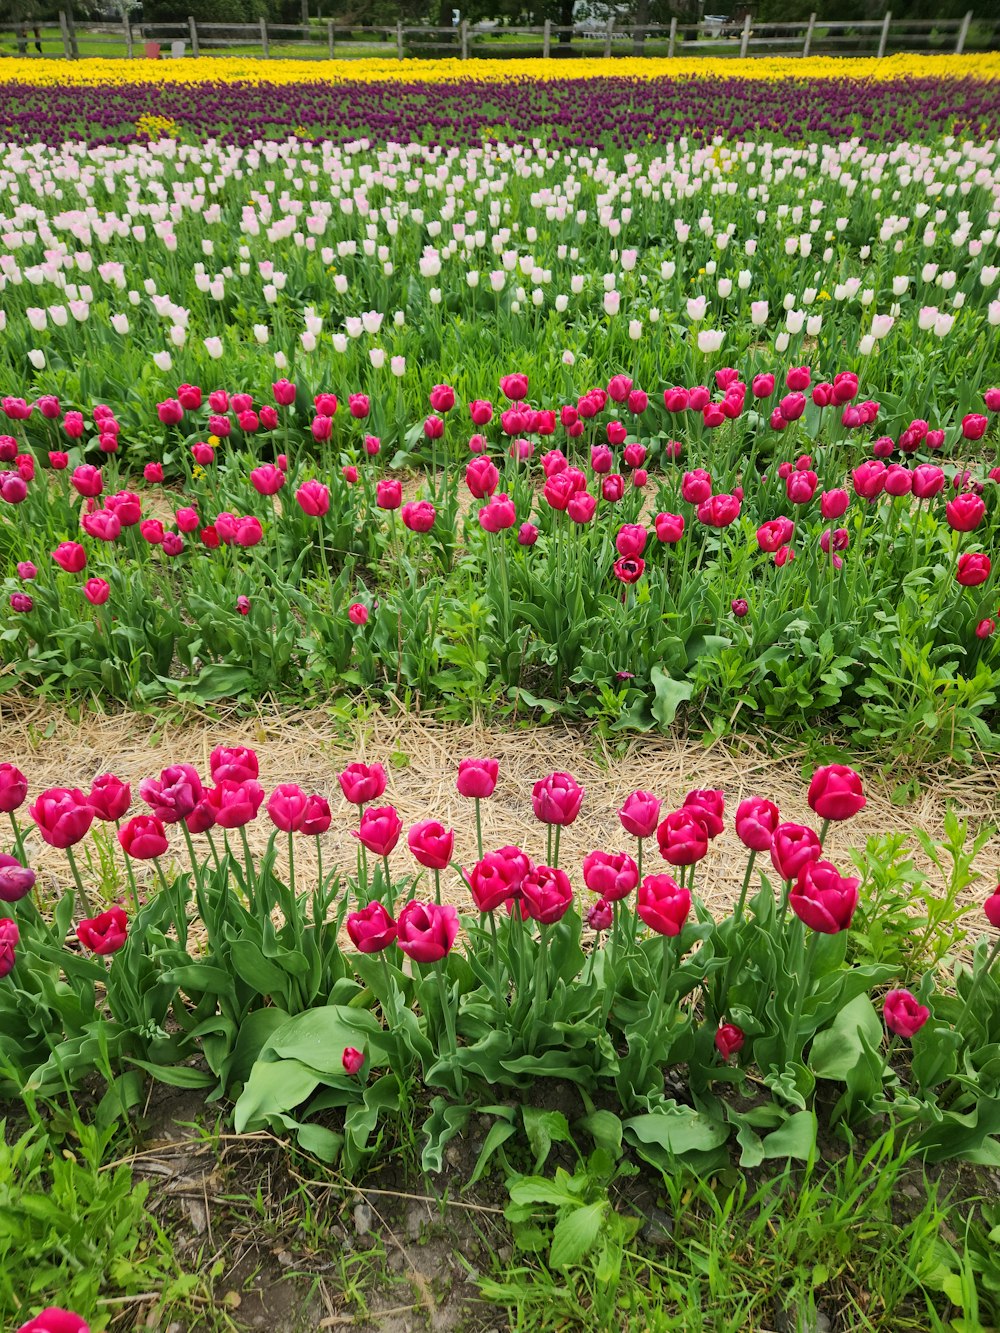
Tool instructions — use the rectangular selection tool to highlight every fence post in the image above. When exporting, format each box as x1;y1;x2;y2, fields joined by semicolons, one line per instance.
122;12;133;56
603;15;614;58
802;12;815;56
58;10;72;58
543;17;551;56
668;15;677;56
739;11;751;56
327;18;334;55
259;16;269;56
396;20;403;57
188;15;199;56
65;6;78;57
955;9;972;52
460;17;469;57
877;9;891;58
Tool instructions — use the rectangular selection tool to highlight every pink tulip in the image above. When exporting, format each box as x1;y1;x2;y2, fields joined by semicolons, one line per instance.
296;480;330;517
408;819;455;870
205;780;265;828
618;790;661;838
29;787;94;848
883;989;930;1039
118;814;169;860
396;900;459;962
770;822;822;881
582;850;638;900
790;860;859;933
735;797;780;852
532;772;584;825
521;864;573;923
457;758;499;798
656;809;709;866
355;805;403;857
339;762;387;805
88;773;131;821
807;764;865;822
347;900;397;952
267;783;310;832
637;873;691;935
342;1046;364;1076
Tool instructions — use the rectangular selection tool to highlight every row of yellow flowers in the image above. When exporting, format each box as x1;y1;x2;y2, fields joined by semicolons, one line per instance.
1;53;999;87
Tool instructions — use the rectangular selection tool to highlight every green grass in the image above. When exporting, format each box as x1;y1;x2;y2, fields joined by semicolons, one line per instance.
479;1130;997;1332
0;1105;224;1330
2;23;992;62
5;1086;1000;1333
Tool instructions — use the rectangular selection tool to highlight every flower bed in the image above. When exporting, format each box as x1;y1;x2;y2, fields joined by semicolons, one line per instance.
1;60;999;145
1;745;998;1179
1;134;999;746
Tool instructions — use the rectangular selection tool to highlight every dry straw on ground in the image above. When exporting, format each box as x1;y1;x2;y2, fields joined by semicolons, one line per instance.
2;698;997;916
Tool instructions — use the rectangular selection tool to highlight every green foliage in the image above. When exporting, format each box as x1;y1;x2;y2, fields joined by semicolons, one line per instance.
0;1111;201;1330
480;1126;967;1332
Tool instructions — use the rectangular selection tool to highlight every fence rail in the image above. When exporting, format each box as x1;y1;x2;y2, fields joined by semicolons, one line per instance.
2;10;996;62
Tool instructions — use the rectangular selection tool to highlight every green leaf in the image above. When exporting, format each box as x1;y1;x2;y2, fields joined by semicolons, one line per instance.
550;1201;606;1269
125;1059;216;1089
761;1111;817;1161
522;1106;573;1172
263;1005;388;1073
295;1123;343;1162
228;939;290;997
650;667;694;728
810;993;884;1081
421;1098;473;1174
468;1120;518;1187
624;1104;729;1158
222;1008;290;1091
508;1177;581;1209
578;1110;623;1158
234;1058;321;1132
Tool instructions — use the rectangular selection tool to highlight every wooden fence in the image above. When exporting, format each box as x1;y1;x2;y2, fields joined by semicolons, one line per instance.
3;10;997;62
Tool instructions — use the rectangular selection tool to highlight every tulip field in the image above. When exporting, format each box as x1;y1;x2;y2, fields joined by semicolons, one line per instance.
3;52;1000;1333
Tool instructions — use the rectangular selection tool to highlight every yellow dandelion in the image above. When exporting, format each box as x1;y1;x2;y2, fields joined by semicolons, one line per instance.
207;435;220;448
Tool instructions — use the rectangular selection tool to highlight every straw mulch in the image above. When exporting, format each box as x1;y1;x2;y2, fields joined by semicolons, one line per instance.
2;698;997;918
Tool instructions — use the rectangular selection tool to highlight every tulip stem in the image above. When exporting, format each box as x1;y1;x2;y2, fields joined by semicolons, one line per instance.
64;845;94;919
487;910;505;1012
630;838;644;945
205;831;224;876
957;938;1000;1037
777;879;791;929
783;925;818;1071
528;925;549;1054
179;821;201;882
818;818;831;848
382;855;393;913
433;962;463;1096
433;868;441;906
7;811;27;865
154;856;185;948
288;832;296;901
552;826;561;870
734;851;757;923
637;933;674;1091
115;818;141;915
238;826;258;916
474;799;483;861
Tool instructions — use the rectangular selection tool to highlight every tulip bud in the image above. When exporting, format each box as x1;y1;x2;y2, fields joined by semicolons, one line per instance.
714;1023;745;1059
